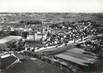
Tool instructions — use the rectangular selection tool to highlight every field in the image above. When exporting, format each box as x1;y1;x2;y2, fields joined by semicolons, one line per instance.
1;59;64;73
0;13;103;24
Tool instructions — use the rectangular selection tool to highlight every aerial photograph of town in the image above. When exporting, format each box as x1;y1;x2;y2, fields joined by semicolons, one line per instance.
0;13;102;73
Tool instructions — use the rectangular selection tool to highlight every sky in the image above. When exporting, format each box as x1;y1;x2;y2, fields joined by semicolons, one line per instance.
0;0;103;13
